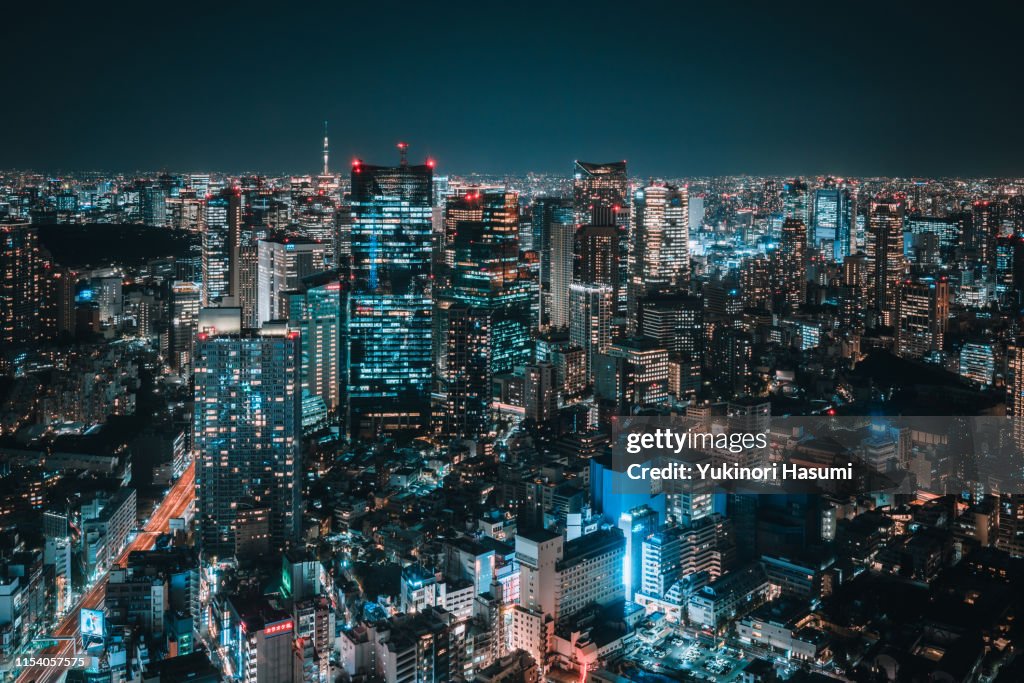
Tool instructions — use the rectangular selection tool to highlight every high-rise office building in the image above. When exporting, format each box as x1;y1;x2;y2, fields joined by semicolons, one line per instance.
997;494;1024;558
574;161;629;319
238;213;271;328
141;181;170;227
346;152;434;437
867;196;906;326
637;516;725;606
782;178;810;227
547;216;577;332
575;225;620;291
256;236;330;324
533;197;575;329
631;184;690;316
296;194;337;247
573;160;628;227
202;190;241;307
440;189;518;278
689;194;705;233
905;215;959;253
285;273;342;416
812;182;853;262
556;528;626;618
895;276;949;360
761;179;782;216
193;310;301;560
536;331;587;401
436;191;533;438
569;283;614;380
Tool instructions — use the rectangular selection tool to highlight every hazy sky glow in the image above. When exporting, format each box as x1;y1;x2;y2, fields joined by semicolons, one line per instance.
4;0;1023;177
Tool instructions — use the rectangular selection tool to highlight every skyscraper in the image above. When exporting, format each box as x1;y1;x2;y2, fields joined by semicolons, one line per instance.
596;337;670;409
631;184;690;316
895;276;949;360
573;160;628;227
435;190;533;438
867;196;906;327
710;327;754;395
285;273;342;415
202;190;241;307
167;280;201;371
237;210;271;329
546;213;577;332
256;236;330;324
194;310;301;560
0;221;42;346
574;161;629;319
532;197;575;329
761;179;782;216
569;283;614;381
438;304;491;438
839;254;869;333
772;218;807;311
346;151;434;437
40;264;75;341
574;225;620;291
782;178;810;227
440;188;518;280
812;182;853;262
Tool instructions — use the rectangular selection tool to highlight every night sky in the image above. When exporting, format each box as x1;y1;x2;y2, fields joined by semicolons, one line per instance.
4;1;1023;177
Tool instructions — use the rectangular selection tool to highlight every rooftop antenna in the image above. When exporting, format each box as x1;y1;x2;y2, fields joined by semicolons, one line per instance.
397;141;409;167
322;120;330;176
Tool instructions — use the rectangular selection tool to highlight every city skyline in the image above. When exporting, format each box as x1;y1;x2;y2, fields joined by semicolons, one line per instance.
5;5;1024;680
4;155;1024;683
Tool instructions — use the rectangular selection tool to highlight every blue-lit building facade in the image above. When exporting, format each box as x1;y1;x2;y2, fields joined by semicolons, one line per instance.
194;315;302;561
812;182;853;263
346;158;434;438
285;273;342;430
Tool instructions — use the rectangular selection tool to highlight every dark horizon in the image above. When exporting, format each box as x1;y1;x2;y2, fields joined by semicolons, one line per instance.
4;1;1024;177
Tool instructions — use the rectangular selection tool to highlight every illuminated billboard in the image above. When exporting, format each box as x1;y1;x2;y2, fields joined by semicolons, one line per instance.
81;608;105;638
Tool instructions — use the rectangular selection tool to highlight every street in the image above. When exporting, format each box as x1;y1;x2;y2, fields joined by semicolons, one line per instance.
16;461;195;683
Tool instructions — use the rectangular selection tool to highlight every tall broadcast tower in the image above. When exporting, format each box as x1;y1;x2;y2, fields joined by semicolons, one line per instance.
323;120;330;176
